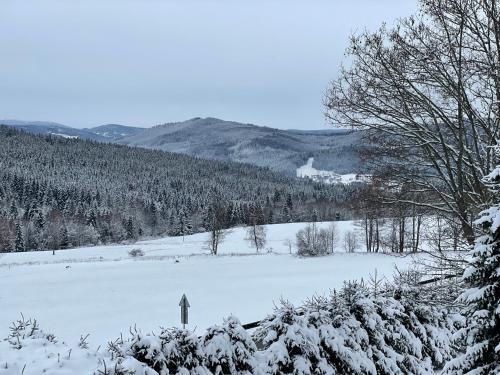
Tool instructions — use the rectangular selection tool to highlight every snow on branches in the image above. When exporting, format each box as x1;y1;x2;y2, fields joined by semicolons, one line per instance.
444;166;500;375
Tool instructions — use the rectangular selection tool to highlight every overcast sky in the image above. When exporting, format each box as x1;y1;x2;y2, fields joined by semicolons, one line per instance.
0;0;417;130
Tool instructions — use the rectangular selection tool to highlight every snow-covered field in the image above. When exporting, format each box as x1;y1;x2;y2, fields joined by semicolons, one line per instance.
0;221;413;346
296;157;370;184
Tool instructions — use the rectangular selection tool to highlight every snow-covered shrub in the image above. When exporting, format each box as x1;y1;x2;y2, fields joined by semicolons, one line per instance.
160;328;210;374
7;315;57;349
1;317;104;375
296;223;329;257
202;316;257;374
305;294;377;375
248;277;460;375
350;286;458;374
254;302;334;375
386;281;462;370
122;332;166;373
106;328;210;375
128;248;145;258
338;289;409;374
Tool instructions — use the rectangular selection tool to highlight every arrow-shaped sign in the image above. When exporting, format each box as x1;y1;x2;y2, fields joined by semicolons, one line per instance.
179;294;190;328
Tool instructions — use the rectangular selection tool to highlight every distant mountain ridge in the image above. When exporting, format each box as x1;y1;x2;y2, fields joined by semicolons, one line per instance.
85;124;144;140
0;119;143;142
0;117;367;175
117;117;367;175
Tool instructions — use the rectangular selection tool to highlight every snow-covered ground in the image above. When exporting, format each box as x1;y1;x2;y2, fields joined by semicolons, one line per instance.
296;157;370;184
0;221;413;347
49;133;78;139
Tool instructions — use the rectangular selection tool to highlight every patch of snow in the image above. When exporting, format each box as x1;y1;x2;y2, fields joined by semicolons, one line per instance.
49;133;78;139
296;157;370;184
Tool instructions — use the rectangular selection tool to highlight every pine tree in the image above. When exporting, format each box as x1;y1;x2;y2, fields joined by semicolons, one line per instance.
286;193;293;211
173;209;193;241
281;206;291;223
86;208;97;228
9;202;18;220
59;224;69;249
33;211;45;247
125;217;134;240
444;166;500;374
311;209;319;223
14;222;24;252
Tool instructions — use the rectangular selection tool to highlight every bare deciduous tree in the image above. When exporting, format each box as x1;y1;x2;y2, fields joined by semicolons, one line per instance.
323;222;339;254
246;223;267;252
325;0;500;244
343;231;359;253
206;192;229;255
283;238;293;254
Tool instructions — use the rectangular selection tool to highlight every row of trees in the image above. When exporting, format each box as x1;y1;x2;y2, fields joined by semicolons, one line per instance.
292;216;462;257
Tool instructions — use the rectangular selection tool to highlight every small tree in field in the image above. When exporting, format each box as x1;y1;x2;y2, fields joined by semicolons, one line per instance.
246;223;267;252
343;231;358;253
324;222;339;254
283;238;293;254
245;203;267;252
206;191;229;255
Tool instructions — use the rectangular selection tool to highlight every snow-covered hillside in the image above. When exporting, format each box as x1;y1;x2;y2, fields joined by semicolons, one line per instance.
0;221;413;346
296;157;370;184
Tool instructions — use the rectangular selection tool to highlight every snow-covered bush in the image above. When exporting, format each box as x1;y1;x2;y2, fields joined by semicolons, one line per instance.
1;316;104;375
120;331;166;373
160;328;210;374
202;316;257;374
6;315;57;349
296;223;329;257
252;280;459;375
128;248;145;258
254;302;333;374
305;294;377;375
105;328;210;375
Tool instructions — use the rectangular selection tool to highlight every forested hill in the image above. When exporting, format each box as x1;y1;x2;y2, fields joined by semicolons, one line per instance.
0;126;360;252
1;118;367;176
117;117;365;175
